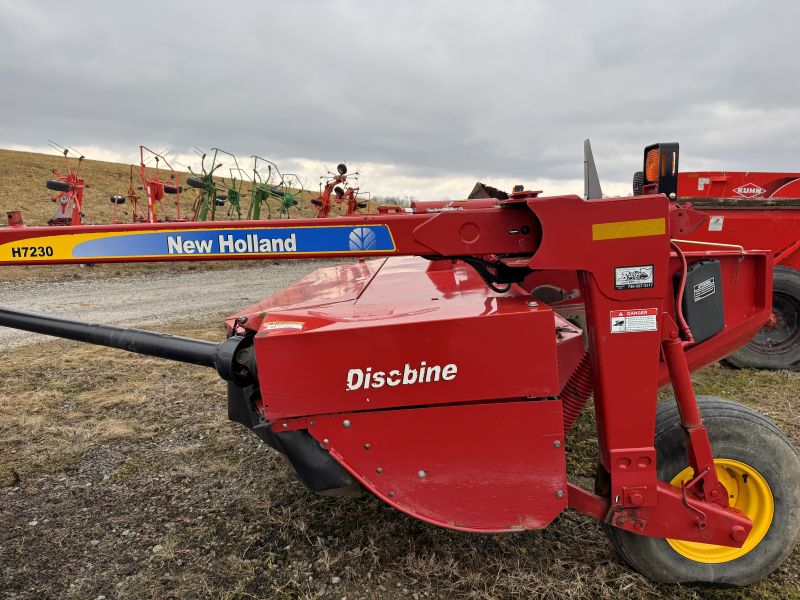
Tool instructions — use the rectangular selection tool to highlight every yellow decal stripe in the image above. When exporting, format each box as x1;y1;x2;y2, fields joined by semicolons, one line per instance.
0;231;121;262
592;218;665;241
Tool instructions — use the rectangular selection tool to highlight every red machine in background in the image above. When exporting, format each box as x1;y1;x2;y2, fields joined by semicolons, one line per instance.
679;170;800;199
109;165;143;224
338;185;369;215
44;142;87;226
6;211;24;227
637;142;800;201
1;177;799;586
138;146;184;223
633;143;800;370
311;163;349;218
328;165;368;215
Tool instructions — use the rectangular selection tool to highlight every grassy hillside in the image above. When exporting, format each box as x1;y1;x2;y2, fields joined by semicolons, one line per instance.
0;148;349;226
0;148;366;283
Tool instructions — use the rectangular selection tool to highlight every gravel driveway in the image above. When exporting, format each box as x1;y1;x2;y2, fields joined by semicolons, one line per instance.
0;262;327;352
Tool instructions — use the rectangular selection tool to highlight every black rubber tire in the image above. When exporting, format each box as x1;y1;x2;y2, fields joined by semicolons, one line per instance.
163;184;181;194
109;195;126;205
311;198;322;206
45;180;71;192
186;176;204;189
337;163;347;175
604;396;800;585
357;202;367;209
725;267;800;371
334;186;344;198
633;171;644;196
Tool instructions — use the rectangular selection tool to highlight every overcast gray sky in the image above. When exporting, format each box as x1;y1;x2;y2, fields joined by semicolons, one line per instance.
1;0;799;199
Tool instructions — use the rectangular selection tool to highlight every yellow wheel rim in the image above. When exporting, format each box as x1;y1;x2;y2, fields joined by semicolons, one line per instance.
666;459;774;563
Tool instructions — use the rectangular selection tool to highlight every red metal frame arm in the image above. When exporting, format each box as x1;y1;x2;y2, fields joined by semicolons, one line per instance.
0;207;540;266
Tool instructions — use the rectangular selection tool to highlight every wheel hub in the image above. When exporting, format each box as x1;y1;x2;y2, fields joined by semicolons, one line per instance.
667;458;774;563
749;291;800;355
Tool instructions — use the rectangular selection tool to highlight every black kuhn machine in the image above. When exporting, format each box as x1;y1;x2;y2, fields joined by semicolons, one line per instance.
1;149;799;586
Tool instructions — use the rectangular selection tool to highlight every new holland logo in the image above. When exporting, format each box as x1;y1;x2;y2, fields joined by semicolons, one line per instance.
348;227;377;251
732;183;766;198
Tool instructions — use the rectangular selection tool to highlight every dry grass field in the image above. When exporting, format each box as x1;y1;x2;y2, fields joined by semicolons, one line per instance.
1;315;799;600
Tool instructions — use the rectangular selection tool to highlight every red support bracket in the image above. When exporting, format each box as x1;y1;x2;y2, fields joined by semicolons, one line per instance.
567;483;610;520
611;482;751;546
661;316;728;506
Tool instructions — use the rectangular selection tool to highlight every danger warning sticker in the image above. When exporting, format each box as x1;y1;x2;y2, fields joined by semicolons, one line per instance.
708;215;724;232
610;308;658;334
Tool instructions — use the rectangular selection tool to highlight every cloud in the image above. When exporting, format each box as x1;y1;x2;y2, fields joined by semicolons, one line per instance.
1;0;798;199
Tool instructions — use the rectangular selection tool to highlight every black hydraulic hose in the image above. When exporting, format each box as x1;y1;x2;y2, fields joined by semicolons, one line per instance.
0;307;219;368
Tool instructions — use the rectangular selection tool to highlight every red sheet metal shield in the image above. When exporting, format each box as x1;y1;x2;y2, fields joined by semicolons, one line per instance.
253;258;583;421
309;399;567;532
256;301;582;420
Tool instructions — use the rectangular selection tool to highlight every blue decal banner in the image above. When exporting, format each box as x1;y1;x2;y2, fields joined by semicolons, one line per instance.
69;225;396;258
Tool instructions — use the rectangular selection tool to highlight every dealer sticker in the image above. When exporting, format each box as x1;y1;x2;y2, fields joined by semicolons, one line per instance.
610;308;658;333
262;321;304;331
615;265;654;290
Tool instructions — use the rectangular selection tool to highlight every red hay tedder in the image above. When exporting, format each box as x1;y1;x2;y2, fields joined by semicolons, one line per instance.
338;184;368;216
44;142;87;226
311;163;350;218
138;146;184;223
1;142;799;586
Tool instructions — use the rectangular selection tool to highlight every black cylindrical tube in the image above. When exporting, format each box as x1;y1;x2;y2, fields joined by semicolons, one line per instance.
0;307;219;368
